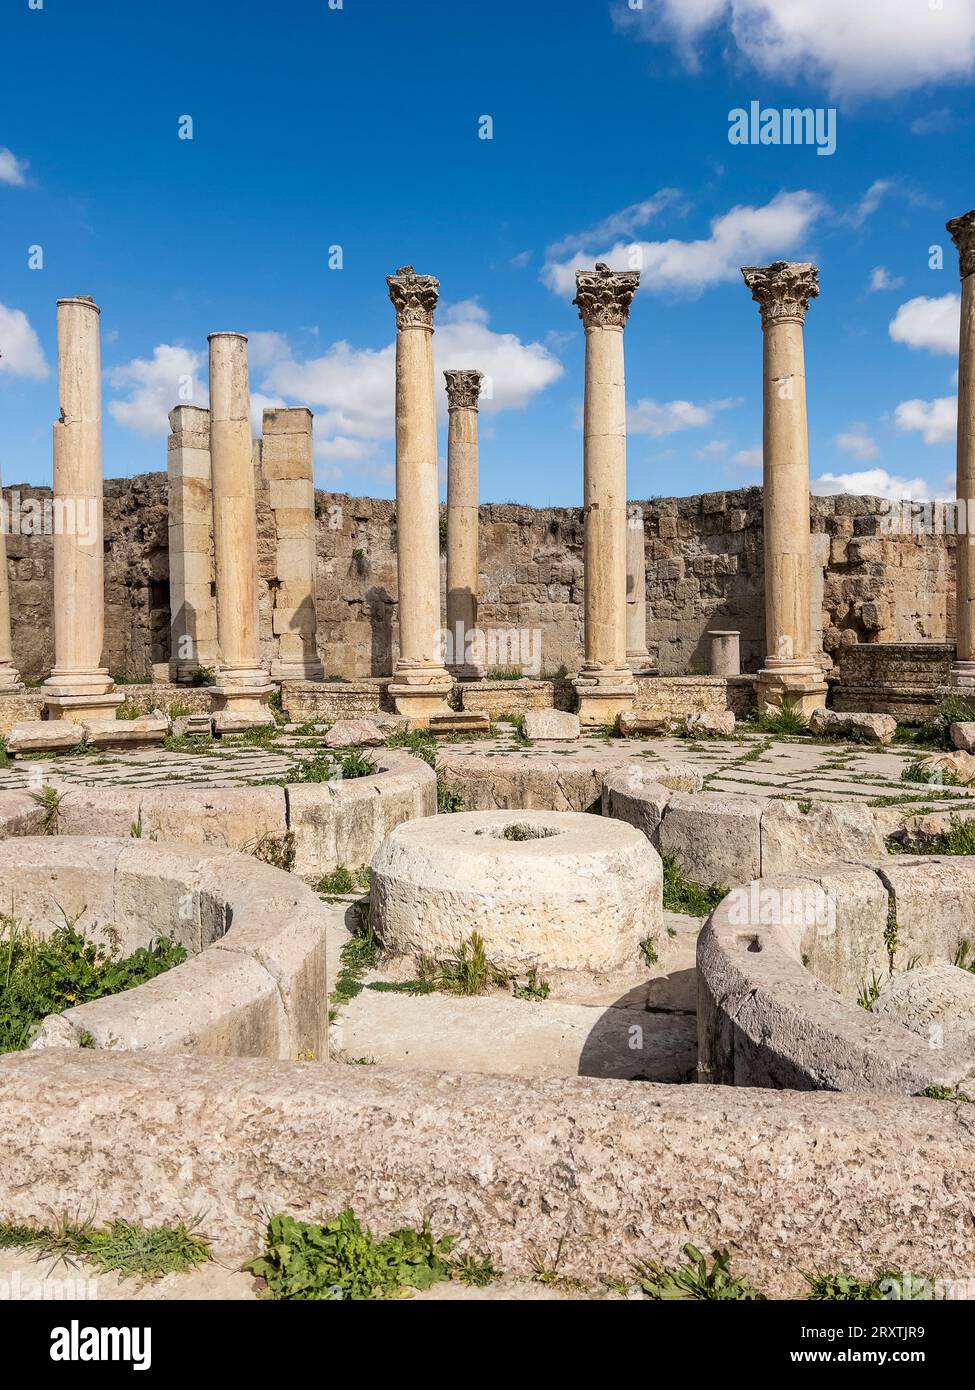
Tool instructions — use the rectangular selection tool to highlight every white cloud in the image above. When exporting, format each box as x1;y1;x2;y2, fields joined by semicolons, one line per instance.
869;266;903;292
261;301;563;464
0;147;29;187
108;345;206;436
697;438;729;459
811;468;931;500
894;396;957;447
629;397;737;437
545;190;683;261
0;303;49;380
616;1;975;100
834;426;878;461
889;294;959;355
543;189;823;297
843;180;894;230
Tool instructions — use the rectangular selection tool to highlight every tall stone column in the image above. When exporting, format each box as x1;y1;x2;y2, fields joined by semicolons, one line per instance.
0;476;23;691
167;405;218;682
386;266;452;721
444;369;483;678
264;407;325;681
207;332;273;729
741;261;827;716
572;263;639;725
43;297;121;722
625;504;652;673
948;209;975;692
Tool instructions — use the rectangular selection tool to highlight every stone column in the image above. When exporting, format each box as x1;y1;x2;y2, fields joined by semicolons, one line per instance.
444;369;483;678
625;504;652;673
709;631;741;677
0;476;22;691
167;405;218;682
43;297;121;722
207;332;273;729
572;263;639;725
386;266;452;721
948;209;975;692
741;261;827;716
264;407;325;681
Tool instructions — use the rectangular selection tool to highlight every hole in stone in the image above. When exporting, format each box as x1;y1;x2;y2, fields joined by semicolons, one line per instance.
474;822;563;841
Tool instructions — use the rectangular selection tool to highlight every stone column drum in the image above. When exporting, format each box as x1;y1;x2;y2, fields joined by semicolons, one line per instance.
572;264;640;725
264;407;325;682
207;332;273;729
444;368;484;678
43;297;122;722
741;262;827;716
0;472;23;692
386;266;453;722
167;405;217;683
709;630;741;677
948;209;975;693
626;504;652;673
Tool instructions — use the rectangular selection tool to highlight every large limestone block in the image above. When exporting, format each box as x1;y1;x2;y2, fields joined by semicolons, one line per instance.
760;799;886;878
950;721;975;754
435;752;604;813
83;716;168;750
113;841;206;956
6;720;79;755
617;709;677;736
684;710;735;738
659;792;761;888
56;787;143;839
0;837;124;946
371;810;663;979
0;791;46;837
333;991;696;1081
522;708;581;742
324;718;386;748
874;964;975;1052
138;787;287;852
878;858;975;966
601;764;705;846
215;903;328;1060
809;708;897;746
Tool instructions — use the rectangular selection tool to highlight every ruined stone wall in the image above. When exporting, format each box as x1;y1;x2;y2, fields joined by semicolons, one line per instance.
2;477;957;682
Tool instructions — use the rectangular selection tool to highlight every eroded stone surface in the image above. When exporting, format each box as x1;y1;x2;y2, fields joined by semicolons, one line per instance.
523;708;580;741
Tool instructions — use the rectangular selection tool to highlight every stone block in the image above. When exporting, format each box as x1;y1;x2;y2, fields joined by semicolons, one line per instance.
522;708;580;741
6;720;78;755
659;792;761;888
760;800;887;878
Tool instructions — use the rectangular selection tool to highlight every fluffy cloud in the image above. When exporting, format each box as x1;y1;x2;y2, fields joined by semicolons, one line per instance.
834;426;878;461
811;468;931;500
543;190;822;297
108;345;206;436
869;266;903;292
628;396;737;437
615;1;975;100
0;304;48;380
0;147;28;187
889;295;959;355
894;396;957;447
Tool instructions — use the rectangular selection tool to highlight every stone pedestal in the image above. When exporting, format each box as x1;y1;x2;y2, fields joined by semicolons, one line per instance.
0;475;23;692
571;264;639;726
207;332;273;728
709;630;741;677
949;210;975;694
264;407;325;681
741;262;827;716
444;369;483;679
386;266;453;723
625;504;653;673
167;405;217;683
43;298;122;723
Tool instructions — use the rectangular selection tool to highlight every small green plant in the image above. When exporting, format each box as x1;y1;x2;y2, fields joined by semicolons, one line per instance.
0;1215;209;1277
639;936;659;967
486;667;525;681
755;700;806;736
634;1244;763;1301
0;737;9;768
901;758;958;786
513;967;550;1001
330;906;378;1003
246;1209;455;1300
955;939;975;973
386;728;437;766
161;732;219;755
452;1253;499;1287
917;1083;972;1102
250;831;296;873
116;699;144;721
30;785;62;835
857;972;883;1011
804;1270;935;1300
167;700;193;719
437;781;465;813
419;932;509;996
661;852;726;917
189;666;216;687
316;864;371;896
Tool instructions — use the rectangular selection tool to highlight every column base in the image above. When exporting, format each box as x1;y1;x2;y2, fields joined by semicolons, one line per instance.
573;668;636;727
270;659;326;682
388;662;454;724
0;663;24;693
210;679;276;733
755;665;828;718
949;661;975;695
626;651;656;676
43;692;125;725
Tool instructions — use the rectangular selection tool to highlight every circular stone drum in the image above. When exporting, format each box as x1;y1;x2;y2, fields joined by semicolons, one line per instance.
371;810;663;978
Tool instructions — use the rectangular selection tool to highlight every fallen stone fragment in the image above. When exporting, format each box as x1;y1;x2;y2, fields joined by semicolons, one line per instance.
522;708;580;742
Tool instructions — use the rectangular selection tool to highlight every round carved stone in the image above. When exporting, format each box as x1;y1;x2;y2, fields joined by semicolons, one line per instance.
371;809;663;978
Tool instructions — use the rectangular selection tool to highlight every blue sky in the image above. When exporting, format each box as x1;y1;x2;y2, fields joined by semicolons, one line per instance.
0;0;972;505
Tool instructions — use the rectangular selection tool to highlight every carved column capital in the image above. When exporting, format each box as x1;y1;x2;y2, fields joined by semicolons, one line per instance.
741;261;819;327
444;369;483;411
948;210;975;280
573;262;640;330
386;265;439;330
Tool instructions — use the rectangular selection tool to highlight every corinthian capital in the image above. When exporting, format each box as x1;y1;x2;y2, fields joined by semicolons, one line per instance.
741;261;819;327
573;262;640;330
948;210;975;280
444;369;483;411
386;265;440;329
